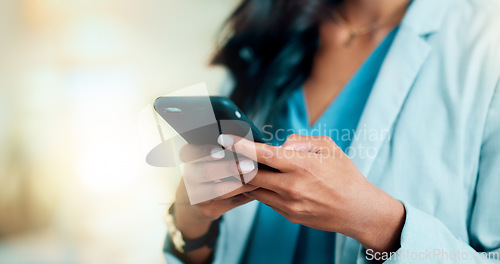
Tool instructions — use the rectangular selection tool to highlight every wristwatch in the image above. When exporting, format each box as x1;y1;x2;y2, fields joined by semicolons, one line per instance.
165;203;222;254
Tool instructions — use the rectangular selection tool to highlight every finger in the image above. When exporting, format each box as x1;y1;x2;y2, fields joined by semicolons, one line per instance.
217;134;299;172
175;177;252;207
182;159;257;183
268;205;290;219
281;134;317;152
179;144;227;163
246;169;287;193
211;193;255;213
243;188;288;210
186;178;245;204
186;175;259;203
215;184;259;200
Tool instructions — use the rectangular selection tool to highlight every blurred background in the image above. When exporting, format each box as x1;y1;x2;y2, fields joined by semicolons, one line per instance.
0;0;236;263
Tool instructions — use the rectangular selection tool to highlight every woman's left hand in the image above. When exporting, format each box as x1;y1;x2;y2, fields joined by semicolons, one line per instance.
217;133;406;254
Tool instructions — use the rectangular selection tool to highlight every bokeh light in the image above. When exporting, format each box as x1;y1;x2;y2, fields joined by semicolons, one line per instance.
0;0;236;263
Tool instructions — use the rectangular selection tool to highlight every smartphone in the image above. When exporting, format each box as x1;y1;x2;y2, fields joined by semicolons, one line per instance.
154;96;267;145
154;96;277;174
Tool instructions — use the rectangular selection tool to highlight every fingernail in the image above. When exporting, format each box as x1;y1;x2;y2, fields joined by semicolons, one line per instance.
210;147;225;159
238;159;255;173
217;134;234;148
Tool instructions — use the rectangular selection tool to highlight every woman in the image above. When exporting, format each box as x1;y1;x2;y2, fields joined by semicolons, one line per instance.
164;0;500;263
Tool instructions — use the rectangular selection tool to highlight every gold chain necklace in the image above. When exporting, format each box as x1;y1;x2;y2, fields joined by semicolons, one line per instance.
331;4;408;46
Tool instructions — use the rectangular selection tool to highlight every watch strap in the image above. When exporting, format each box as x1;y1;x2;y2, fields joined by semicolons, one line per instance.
167;203;222;254
182;216;222;252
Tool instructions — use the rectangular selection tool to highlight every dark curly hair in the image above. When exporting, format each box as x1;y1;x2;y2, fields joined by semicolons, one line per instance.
212;0;341;126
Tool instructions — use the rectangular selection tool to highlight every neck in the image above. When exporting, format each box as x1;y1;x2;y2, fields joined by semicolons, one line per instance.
337;0;410;27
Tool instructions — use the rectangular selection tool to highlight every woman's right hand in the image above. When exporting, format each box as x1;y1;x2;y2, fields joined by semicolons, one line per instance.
173;143;258;241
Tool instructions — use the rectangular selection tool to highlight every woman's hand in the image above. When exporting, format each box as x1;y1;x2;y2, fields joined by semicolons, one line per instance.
174;143;258;237
217;134;406;255
173;143;257;264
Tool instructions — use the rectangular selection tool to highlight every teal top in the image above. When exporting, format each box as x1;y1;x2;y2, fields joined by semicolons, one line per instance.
242;27;399;264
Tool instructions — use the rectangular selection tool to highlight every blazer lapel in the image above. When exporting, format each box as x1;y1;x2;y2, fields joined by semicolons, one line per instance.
337;30;432;263
336;0;453;262
346;28;431;177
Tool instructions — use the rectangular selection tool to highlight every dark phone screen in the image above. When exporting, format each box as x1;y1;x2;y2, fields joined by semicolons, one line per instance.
153;96;266;145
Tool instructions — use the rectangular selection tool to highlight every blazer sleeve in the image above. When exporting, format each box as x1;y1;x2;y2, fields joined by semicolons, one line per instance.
356;80;500;264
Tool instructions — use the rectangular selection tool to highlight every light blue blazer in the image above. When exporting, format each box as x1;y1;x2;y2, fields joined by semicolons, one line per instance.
164;0;500;263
